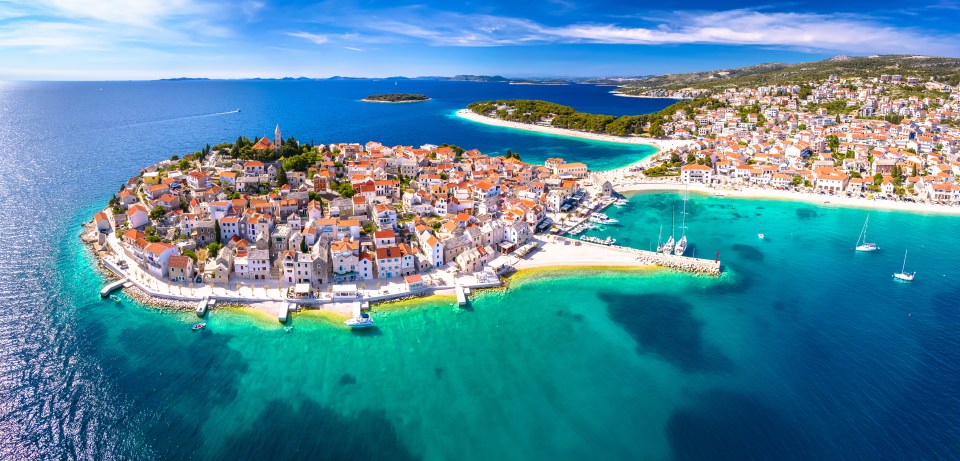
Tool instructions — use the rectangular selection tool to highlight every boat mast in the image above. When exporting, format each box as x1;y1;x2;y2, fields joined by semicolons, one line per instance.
671;201;675;239
657;225;662;248
902;249;907;273
681;186;688;237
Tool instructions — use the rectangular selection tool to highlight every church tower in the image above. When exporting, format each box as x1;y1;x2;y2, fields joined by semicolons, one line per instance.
274;124;281;152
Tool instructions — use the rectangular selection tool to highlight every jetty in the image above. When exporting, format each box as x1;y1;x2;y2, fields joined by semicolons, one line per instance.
100;278;126;298
455;285;468;306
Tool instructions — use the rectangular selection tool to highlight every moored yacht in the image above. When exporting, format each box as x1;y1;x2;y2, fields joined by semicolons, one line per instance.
660;236;675;254
674;235;687;256
892;249;915;282
345;315;375;328
855;215;878;252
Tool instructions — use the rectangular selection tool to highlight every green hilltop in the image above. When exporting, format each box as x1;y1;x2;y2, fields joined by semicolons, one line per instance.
619;55;960;92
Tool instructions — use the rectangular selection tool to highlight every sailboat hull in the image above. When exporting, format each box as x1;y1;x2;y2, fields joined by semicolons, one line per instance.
893;273;915;282
855;244;878;252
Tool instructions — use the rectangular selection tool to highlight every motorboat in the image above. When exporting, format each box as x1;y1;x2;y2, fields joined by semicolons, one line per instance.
589;215;619;225
758;233;765;239
345;315;375;329
192;323;206;331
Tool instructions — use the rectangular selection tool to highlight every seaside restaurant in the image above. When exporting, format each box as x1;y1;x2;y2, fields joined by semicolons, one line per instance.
332;283;360;301
291;283;312;299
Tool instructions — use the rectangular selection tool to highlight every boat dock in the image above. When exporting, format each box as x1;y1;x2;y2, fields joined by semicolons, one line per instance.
455;285;468;306
565;238;721;275
100;278;126;298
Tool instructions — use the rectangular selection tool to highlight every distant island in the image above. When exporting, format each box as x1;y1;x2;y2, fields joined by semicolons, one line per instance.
362;93;431;103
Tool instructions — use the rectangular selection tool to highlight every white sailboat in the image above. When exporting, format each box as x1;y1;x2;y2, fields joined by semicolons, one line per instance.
674;186;689;256
893;249;915;282
661;203;675;254
855;215;878;252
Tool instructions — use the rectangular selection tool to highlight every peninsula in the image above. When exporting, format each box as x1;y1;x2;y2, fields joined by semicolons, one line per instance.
84;126;720;325
362;93;430;103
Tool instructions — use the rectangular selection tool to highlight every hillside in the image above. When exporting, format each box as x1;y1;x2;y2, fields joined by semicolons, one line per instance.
619;55;960;93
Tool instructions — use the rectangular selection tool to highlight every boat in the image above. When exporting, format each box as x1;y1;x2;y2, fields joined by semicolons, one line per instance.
758;233;765;239
674;236;687;256
674;186;689;256
661;202;676;253
192;323;206;331
661;235;675;254
344;315;375;329
892;249;915;282
855;215;878;252
589;214;619;225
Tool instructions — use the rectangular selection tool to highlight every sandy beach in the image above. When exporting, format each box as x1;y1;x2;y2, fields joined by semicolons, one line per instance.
512;237;655;271
613;180;960;215
455;109;696;151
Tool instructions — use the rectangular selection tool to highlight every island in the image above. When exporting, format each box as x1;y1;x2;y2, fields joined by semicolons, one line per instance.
362;93;430;103
82;126;721;328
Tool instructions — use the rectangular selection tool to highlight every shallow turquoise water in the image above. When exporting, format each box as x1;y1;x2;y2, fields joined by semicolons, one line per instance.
56;191;960;460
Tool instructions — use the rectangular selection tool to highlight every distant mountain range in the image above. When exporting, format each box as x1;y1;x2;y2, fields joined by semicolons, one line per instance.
155;55;960;90
617;55;960;93
155;74;649;85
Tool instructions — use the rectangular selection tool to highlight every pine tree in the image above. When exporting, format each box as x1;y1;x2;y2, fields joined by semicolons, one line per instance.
276;163;288;186
300;238;308;253
214;219;221;243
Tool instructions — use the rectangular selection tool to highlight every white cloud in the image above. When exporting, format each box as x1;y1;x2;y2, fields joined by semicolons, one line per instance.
0;0;234;52
314;7;960;55
287;32;329;44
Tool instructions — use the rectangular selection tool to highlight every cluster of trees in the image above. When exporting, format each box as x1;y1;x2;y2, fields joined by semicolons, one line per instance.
468;97;725;138
228;136;311;162
503;149;522;160
332;181;356;198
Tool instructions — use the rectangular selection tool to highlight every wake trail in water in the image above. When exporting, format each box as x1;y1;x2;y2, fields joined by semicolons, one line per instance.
105;109;240;131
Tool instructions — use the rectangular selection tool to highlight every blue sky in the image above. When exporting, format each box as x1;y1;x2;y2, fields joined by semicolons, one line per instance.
1;0;959;80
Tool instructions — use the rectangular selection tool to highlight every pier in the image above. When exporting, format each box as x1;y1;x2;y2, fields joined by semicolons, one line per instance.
100;278;126;298
455;285;467;306
604;242;720;275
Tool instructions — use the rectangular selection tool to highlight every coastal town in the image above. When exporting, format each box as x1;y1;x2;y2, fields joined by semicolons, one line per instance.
85;125;719;326
618;73;960;205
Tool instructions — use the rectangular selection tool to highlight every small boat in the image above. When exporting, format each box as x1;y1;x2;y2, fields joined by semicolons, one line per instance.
893;249;915;282
758;233;765;239
110;295;121;303
589;215;619;225
855;215;878;252
192;323;206;331
345;315;374;329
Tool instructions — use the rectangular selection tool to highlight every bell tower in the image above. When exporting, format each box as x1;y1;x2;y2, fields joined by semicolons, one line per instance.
274;124;281;152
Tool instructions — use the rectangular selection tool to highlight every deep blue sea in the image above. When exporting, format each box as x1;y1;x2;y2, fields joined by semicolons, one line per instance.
2;80;960;460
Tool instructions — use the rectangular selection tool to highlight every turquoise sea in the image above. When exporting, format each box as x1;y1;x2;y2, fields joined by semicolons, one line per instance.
2;80;960;460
